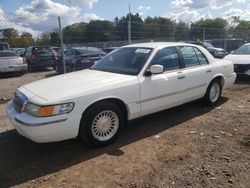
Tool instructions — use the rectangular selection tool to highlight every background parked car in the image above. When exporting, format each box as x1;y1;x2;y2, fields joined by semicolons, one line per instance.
24;46;57;71
55;47;106;73
224;43;250;76
0;42;10;51
12;48;25;57
202;41;227;58
209;38;245;53
185;41;227;58
0;50;27;75
102;47;119;54
51;46;61;59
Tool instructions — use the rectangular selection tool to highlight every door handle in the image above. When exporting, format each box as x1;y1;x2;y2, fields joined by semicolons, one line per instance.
206;69;212;73
177;75;186;79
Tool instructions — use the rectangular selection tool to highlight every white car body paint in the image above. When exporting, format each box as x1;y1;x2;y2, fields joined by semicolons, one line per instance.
0;55;27;73
6;42;236;143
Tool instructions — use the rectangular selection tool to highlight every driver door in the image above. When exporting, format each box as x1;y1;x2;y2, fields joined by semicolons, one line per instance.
138;47;186;115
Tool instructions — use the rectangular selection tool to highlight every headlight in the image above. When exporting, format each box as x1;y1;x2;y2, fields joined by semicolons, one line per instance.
24;102;74;117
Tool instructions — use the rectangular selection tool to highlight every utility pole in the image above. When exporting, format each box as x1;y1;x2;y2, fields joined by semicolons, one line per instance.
128;4;131;44
202;27;206;42
173;25;176;42
58;16;66;74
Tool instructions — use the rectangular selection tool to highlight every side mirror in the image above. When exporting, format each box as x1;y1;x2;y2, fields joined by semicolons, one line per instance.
145;64;164;76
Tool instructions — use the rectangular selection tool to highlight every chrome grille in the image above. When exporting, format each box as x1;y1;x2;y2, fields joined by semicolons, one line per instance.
13;91;28;113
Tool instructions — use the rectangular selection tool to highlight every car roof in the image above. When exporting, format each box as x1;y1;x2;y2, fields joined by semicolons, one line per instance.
71;47;100;50
0;50;15;53
124;42;191;49
29;46;50;48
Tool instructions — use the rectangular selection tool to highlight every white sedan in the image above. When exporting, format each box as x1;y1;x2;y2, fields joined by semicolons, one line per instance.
0;51;27;75
6;42;236;146
224;43;250;76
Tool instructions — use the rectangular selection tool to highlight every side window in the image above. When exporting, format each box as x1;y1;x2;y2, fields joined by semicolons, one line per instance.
179;46;199;67
66;50;72;56
193;47;209;65
24;48;28;56
151;47;180;71
71;50;76;55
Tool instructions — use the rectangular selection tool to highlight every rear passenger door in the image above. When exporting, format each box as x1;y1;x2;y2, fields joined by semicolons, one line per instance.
178;46;214;101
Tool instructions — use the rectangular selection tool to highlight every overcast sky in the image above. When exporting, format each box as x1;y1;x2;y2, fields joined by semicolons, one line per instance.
0;0;250;36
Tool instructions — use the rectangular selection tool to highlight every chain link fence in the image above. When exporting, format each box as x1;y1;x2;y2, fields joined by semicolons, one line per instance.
0;11;249;99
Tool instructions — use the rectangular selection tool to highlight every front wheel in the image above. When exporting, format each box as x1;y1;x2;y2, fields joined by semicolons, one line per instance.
203;79;222;106
79;101;125;147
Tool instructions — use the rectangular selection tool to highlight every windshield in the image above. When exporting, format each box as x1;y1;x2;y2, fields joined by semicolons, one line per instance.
234;44;250;54
203;42;213;48
33;47;52;53
0;51;18;57
92;47;152;75
76;48;105;55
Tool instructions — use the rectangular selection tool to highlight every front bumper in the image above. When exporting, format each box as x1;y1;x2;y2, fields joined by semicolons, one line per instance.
234;64;250;75
6;100;79;143
0;64;27;73
30;60;56;68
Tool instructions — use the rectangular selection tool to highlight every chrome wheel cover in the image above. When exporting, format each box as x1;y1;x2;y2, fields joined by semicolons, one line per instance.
209;83;220;103
91;110;119;141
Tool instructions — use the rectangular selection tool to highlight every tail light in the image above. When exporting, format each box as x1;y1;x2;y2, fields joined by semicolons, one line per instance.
31;53;36;60
53;52;58;60
23;57;27;64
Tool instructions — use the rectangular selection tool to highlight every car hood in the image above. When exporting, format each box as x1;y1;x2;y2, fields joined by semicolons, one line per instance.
207;47;224;52
20;69;134;104
224;54;250;65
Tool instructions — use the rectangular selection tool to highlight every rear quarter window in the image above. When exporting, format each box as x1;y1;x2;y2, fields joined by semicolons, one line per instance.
193;47;209;65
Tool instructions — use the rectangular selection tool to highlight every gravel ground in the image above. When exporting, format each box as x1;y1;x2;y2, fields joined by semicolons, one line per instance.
0;69;56;99
0;77;249;188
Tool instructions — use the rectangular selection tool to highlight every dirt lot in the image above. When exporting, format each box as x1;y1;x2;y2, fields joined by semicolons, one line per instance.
0;69;56;99
0;77;249;188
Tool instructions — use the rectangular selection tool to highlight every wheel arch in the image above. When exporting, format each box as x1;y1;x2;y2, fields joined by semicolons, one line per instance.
81;97;130;122
210;74;225;88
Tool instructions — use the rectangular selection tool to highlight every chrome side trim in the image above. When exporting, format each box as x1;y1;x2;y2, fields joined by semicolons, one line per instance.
137;83;206;104
15;118;68;127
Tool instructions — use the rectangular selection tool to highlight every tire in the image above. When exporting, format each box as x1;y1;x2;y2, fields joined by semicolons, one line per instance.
79;101;125;147
70;66;76;72
17;70;26;77
203;79;222;106
66;65;71;73
27;62;33;72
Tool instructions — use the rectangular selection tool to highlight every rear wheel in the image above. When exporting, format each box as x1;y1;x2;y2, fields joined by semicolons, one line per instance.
79;101;125;147
203;79;222;106
27;62;33;72
17;70;26;76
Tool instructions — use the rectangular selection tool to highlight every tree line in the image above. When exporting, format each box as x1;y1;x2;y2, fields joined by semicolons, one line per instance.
1;14;250;48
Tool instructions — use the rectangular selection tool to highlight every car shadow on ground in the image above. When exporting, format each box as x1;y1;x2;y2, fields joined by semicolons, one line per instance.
0;98;228;187
0;72;25;79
